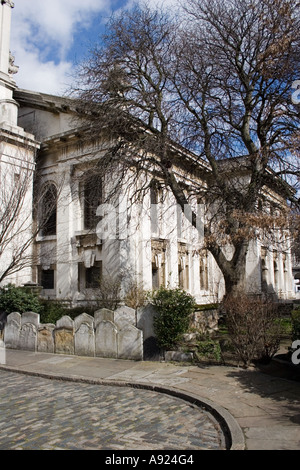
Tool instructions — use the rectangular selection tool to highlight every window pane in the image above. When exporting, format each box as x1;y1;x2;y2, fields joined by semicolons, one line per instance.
84;175;102;230
41;270;55;290
41;184;57;236
86;266;101;289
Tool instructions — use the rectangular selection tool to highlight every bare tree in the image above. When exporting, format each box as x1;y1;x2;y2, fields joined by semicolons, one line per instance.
72;0;300;297
0;144;36;283
0;143;61;285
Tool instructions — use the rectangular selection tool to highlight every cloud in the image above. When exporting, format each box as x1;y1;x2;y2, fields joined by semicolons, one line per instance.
14;52;73;96
9;0;180;95
10;0;113;94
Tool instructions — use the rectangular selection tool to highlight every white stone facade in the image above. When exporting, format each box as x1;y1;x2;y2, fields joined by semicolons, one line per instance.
15;93;295;304
0;1;295;304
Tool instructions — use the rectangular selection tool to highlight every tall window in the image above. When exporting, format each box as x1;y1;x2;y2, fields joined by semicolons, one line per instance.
261;247;268;293
86;265;102;289
41;269;55;290
178;258;189;290
78;261;102;290
151;241;166;289
41;183;57;236
150;180;162;235
84;174;103;230
273;252;279;291
178;244;189;290
200;252;209;291
38;266;55;290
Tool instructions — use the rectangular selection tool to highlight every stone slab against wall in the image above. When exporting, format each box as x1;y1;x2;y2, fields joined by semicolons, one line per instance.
137;304;157;340
21;312;40;329
95;320;118;359
4;312;21;349
74;313;95;357
94;309;114;327
164;351;194;362
54;329;75;355
19;323;37;351
54;316;75;355
4;310;144;361
56;316;74;331
38;324;55;353
118;324;143;361
115;306;136;328
0;340;5;365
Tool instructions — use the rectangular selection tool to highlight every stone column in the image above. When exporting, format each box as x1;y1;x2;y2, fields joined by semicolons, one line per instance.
0;0;20;128
0;1;14;76
56;166;72;300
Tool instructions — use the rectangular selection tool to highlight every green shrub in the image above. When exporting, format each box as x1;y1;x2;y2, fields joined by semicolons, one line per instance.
40;302;96;324
39;301;67;324
0;285;42;314
291;308;300;342
149;287;196;350
196;337;222;362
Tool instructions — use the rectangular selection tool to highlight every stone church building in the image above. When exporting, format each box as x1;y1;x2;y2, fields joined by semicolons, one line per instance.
0;1;295;307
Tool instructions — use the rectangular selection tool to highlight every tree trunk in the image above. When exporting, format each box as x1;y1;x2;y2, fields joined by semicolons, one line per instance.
209;240;249;299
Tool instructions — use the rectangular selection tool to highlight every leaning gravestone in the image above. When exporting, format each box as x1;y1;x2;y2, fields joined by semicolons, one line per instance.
137;304;157;340
19;323;37;351
114;306;136;328
94;308;114;327
0;339;5;365
95;320;118;359
19;312;40;351
54;316;75;355
21;312;40;329
38;324;55;353
4;312;21;349
74;313;95;357
118;323;143;361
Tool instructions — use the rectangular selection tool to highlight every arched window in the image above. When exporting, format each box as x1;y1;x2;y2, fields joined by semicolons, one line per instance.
40;183;57;236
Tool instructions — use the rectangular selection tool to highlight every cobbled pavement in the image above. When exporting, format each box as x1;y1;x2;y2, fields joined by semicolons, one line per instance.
0;370;225;450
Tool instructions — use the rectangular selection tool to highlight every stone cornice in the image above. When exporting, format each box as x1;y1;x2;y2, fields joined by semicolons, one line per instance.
0;125;40;149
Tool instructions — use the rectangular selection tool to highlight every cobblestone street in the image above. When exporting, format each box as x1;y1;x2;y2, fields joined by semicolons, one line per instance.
0;371;225;450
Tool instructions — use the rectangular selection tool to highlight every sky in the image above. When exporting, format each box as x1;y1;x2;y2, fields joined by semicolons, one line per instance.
10;0;177;96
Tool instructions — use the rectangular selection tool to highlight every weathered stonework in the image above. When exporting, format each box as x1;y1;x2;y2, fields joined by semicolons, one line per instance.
4;310;144;361
54;329;75;355
54;315;75;355
94;309;114;326
4;312;21;349
95;320;118;359
19;323;37;352
191;308;219;335
38;324;55;353
0;339;5;365
74;313;95;357
114;306;136;328
21;312;40;328
118;323;143;361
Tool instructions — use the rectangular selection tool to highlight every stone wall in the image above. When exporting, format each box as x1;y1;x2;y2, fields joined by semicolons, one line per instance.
3;307;143;361
190;308;219;335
